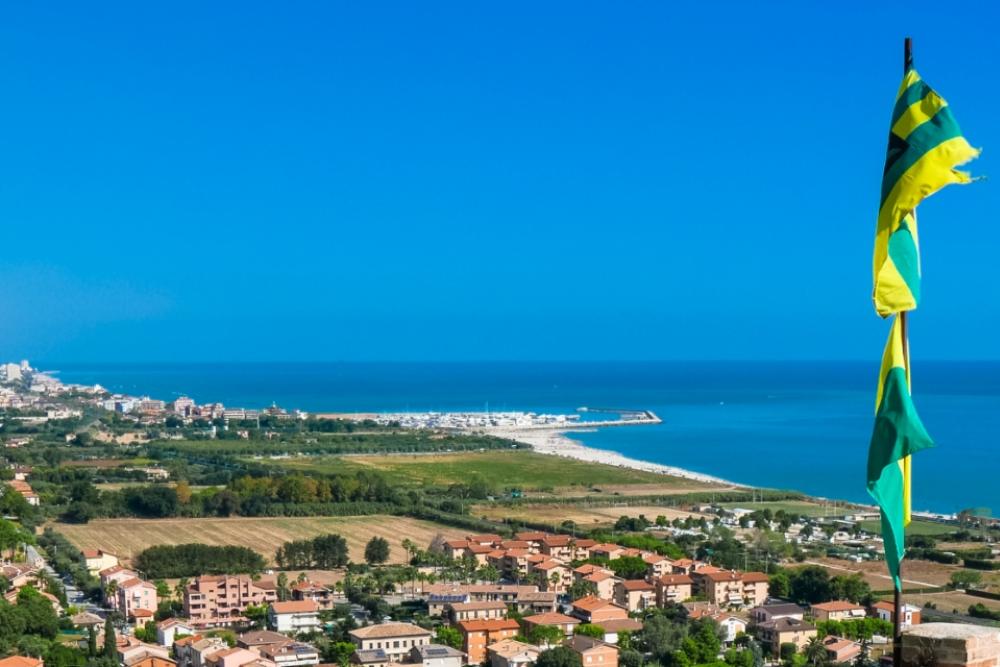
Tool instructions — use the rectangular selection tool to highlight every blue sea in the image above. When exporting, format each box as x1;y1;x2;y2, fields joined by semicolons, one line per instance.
45;361;1000;515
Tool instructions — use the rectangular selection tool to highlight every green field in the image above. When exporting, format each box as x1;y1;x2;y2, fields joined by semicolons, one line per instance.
860;518;958;536
266;450;697;490
717;500;838;517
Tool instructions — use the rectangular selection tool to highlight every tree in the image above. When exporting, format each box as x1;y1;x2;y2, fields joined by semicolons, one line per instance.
277;572;290;602
950;570;982;589
527;624;565;647
535;646;582;667
789;566;832;605
779;643;797;664
639;614;688;663
576;624;605;639
365;537;390;566
435;626;463;650
830;574;871;604
88;625;98;657
103;617;117;657
568;579;598;601
245;604;268;629
803;637;829;667
768;570;791;599
620;649;643;667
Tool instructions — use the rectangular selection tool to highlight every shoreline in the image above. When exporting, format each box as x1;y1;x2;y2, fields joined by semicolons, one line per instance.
484;426;739;487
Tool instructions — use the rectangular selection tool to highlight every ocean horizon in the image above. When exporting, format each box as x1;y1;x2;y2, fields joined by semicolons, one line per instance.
44;360;1000;515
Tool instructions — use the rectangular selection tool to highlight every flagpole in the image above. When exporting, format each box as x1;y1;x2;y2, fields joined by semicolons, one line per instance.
893;36;912;667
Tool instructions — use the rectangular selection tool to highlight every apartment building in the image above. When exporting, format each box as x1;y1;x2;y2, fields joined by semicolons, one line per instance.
184;575;278;628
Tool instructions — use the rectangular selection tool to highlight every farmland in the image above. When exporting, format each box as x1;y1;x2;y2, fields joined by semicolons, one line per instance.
472;502;709;529
269;450;712;492
52;515;460;565
859;519;957;536
717;500;847;518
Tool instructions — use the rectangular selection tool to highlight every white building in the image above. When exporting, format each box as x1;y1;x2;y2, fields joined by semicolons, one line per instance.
268;600;321;634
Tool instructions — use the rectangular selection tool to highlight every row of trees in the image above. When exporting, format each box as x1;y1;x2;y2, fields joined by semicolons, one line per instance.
135;544;267;578
276;534;350;569
768;566;872;605
59;468;406;522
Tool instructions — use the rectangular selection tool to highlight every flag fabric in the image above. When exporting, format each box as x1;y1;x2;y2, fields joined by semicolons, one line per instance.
873;68;980;317
866;316;934;590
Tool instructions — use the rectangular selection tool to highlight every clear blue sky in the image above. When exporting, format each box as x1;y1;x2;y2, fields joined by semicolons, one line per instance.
2;2;998;362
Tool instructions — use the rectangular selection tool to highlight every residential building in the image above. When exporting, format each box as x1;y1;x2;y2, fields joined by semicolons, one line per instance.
810;601;867;622
443;541;471;560
756;618;818;657
821;636;862;663
521;613;580;640
458;619;520;665
447;601;507;623
8;480;39;505
256;641;321;667
467;534;504;547
540;535;574;561
83;549;119;574
531;560;572;593
591;619;644;645
407;645;463;667
501;549;532;581
589;544;624;561
184;575;278;628
656;575;693;606
118;641;172;667
0;658;43;667
349;623;433;663
238;632;298;653
156;619;195;647
750;603;805;626
349;650;388;667
117;578;158;620
583;571;616;600
176;637;228;667
571;597;629;625
268;600;321;634
613;580;655;613
128;658;177;667
204;647;268;667
700;571;768;608
712;614;748;644
871;601;921;629
487;639;540;667
566;636;619;667
643;555;672;579
512;591;559;615
291;581;336;610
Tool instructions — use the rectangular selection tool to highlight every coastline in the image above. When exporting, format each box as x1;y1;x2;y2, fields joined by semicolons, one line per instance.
486;426;739;487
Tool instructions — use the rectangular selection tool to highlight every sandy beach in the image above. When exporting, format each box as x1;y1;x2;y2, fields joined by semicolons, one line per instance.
486;426;738;486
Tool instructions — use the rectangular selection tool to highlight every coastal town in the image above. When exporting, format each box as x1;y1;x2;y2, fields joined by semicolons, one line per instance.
2;360;999;667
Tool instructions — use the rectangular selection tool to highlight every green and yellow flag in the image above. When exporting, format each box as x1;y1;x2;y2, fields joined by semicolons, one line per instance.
866;316;934;589
868;63;979;591
873;68;980;317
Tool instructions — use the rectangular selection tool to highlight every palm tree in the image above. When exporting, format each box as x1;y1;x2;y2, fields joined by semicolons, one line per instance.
804;637;829;667
104;580;118;604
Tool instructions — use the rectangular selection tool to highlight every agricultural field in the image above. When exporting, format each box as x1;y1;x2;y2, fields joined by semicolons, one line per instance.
859;519;958;536
472;503;709;528
717;500;844;518
895;590;1000;614
53;515;460;566
270;450;712;492
63;458;155;468
805;556;959;589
